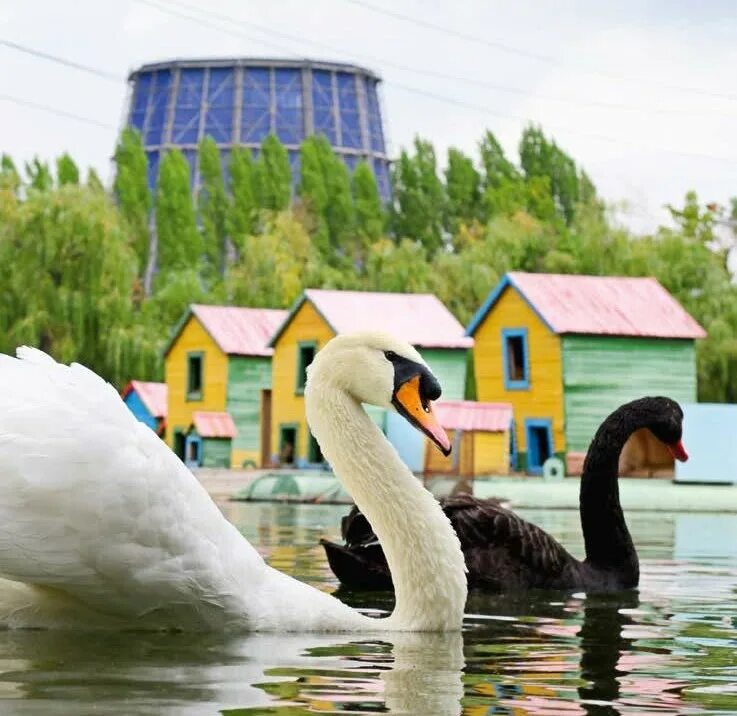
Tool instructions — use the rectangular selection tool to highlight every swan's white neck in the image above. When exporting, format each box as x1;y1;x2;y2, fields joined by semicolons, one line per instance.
306;378;467;631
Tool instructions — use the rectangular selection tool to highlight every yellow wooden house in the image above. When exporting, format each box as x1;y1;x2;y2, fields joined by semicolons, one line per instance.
164;304;287;468
267;289;473;469
466;272;704;474
423;401;513;477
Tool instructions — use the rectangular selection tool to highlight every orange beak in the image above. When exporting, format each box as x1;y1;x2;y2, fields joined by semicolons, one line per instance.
393;375;451;456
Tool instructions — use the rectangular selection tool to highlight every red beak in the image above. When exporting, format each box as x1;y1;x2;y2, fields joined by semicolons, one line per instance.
667;440;688;462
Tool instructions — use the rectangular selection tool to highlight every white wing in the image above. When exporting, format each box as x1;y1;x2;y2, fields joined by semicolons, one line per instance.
0;347;268;630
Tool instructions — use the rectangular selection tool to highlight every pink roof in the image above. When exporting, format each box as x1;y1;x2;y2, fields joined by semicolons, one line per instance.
469;272;705;339
272;289;472;349
434;401;513;432
123;381;167;418
185;305;287;357
192;411;237;439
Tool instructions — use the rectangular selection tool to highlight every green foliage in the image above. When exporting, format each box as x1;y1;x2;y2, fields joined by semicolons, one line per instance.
256;134;291;211
391;137;446;255
25;157;53;192
0;154;20;193
56;153;80;186
479;130;520;189
155;149;202;278
0;184;159;385
198;136;229;280
86;168;105;192
444;148;481;233
228;146;257;248
113;128;152;279
225;211;321;308
352;160;384;245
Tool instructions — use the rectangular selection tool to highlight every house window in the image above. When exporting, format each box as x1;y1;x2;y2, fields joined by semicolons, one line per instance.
295;342;316;394
502;328;529;390
279;424;298;465
187;352;204;400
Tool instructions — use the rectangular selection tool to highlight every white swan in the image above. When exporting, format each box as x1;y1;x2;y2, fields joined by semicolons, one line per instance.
0;332;467;631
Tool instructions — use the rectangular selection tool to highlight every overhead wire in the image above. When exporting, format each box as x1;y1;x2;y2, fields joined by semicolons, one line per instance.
342;0;737;103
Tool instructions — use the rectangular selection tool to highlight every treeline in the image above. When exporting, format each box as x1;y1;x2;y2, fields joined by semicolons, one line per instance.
1;127;736;401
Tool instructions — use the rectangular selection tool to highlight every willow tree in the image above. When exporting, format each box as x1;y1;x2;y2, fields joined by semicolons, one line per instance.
0;184;160;386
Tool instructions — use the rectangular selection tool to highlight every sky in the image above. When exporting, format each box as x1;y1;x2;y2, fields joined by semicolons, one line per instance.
1;0;735;233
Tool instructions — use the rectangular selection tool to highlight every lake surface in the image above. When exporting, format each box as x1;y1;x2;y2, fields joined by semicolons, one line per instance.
0;501;736;715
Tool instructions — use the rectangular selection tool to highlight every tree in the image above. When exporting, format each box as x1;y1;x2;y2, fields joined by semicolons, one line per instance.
479;130;520;189
198;136;229;279
391;138;445;255
86;168;105;192
519;125;580;224
297;135;331;253
0;183;160;386
225;211;321;308
228;146;257;248
365;238;431;293
113;128;152;286
255;134;291;211
444;147;481;232
0;154;20;194
25;157;53;192
56;153;80;186
353;160;384;245
155;149;202;278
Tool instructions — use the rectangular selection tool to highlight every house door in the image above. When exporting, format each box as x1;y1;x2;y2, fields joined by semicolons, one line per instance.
260;389;272;468
525;419;553;475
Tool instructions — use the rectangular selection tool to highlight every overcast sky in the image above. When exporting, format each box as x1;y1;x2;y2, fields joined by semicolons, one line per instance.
1;0;735;232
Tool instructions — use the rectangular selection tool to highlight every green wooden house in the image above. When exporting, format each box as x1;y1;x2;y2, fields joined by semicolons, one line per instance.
467;272;706;474
164;304;287;468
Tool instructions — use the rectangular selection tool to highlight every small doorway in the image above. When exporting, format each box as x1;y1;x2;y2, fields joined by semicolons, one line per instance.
279;424;297;466
174;429;186;460
260;389;272;468
184;434;203;467
525;419;553;475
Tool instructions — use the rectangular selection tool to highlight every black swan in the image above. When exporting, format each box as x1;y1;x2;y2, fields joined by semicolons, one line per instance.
321;396;688;593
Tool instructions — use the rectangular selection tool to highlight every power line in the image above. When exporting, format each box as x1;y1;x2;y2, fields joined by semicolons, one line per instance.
142;0;735;119
0;39;124;83
342;0;737;103
136;0;737;163
0;93;117;130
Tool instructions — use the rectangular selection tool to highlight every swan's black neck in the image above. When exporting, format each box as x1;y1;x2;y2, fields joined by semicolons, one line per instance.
580;404;644;581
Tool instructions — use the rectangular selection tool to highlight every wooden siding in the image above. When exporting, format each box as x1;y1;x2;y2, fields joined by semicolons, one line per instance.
202;438;232;468
472;285;565;458
270;301;335;462
562;335;697;452
165;316;228;446
419;348;467;400
227;356;272;468
424;430;508;476
474;431;509;475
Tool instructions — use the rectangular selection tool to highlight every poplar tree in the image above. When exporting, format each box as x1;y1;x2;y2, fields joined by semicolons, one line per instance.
113;128;152;282
228;146;257;247
444;147;481;232
56;153;80;186
255;134;291;211
198;136;229;278
25;158;53;191
391;138;445;255
155;149;202;276
352;160;384;244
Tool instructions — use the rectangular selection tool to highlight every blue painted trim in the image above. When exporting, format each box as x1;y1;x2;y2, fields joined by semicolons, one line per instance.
502;327;530;390
524;418;553;475
184;434;203;467
465;273;557;337
509;418;518;471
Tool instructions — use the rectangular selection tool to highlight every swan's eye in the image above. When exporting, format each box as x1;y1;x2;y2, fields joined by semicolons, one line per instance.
384;351;398;362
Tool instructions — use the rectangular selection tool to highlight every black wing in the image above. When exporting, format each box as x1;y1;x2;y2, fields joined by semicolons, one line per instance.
441;493;581;590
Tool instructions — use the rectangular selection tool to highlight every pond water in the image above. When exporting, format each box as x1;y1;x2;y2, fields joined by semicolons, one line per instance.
0;501;736;715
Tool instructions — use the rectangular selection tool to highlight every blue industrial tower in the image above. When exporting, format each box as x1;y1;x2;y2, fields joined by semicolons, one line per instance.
126;57;391;199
